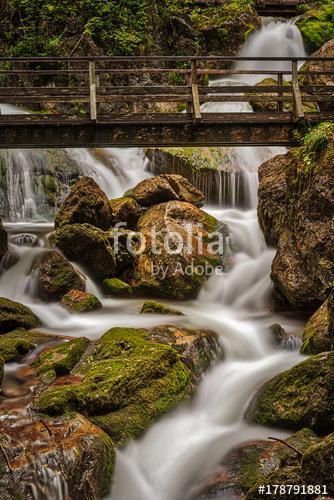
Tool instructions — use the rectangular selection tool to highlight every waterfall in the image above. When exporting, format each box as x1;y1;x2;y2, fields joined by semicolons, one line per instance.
109;19;306;500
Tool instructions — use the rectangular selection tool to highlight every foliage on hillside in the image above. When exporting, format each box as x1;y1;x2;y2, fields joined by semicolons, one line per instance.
297;0;334;49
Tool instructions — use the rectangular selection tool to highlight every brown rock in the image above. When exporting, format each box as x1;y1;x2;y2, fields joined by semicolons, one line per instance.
132;174;204;207
301;298;333;354
60;290;102;313
55;176;113;230
130;200;224;299
110;196;140;229
33;250;85;302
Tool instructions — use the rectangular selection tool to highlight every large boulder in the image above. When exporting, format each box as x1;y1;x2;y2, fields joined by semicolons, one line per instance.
257;153;290;246
50;223;117;281
132;174;205;207
258;124;334;311
0;329;54;362
130;200;224;299
33;250;85;301
297;6;334;50
0;297;41;334
33;325;220;445
55;176;113;230
301;297;334;354
0;218;7;263
252;352;334;434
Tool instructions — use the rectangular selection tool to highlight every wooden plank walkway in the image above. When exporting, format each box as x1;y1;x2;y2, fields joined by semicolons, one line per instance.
0;56;333;148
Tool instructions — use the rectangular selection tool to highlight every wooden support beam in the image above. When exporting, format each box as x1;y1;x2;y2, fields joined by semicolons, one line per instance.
191;61;201;121
89;61;97;120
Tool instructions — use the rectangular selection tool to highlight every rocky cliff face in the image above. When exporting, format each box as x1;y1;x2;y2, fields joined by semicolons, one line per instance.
258;123;334;312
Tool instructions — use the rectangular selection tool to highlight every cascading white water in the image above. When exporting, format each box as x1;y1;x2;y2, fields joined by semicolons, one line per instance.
0;17;308;500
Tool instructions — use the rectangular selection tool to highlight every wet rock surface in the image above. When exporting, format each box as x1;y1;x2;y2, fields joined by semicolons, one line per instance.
33;250;85;302
60;290;102;313
301;298;333;354
0;298;41;334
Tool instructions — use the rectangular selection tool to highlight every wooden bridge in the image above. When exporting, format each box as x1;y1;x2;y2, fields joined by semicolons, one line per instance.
0;56;333;148
187;0;308;17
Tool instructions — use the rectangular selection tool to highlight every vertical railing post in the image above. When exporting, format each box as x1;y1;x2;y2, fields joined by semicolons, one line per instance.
89;60;97;120
277;73;283;113
186;60;193;116
191;60;201;121
291;59;304;121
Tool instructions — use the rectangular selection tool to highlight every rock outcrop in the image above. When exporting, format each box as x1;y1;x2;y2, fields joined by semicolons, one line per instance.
60;290;102;313
110;196;140;229
33;250;85;301
258;124;334;311
0;297;41;334
252;352;334;434
55;176;113;230
301;297;334;354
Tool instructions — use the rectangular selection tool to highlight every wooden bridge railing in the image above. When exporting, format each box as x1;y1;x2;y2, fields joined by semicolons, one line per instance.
0;56;333;123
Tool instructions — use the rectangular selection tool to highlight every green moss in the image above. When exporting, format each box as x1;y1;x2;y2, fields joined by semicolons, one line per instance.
0;329;52;362
252;352;334;433
301;300;332;354
140;300;183;315
102;278;133;296
0;297;41;334
302;433;334;491
61;291;102;313
32;337;90;378
297;0;334;49
34;327;192;444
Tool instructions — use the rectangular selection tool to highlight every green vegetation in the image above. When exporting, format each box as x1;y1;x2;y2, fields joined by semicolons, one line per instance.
102;278;133;296
32;337;90;378
297;0;334;49
0;329;52;362
140;300;183;315
0;297;41;333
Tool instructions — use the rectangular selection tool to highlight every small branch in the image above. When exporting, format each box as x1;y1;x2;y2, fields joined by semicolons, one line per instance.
268;436;304;458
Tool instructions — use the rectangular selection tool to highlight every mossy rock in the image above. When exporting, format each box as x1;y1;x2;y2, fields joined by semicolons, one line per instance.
0;356;4;386
50;223;117;281
140;300;183;315
297;0;334;50
0;297;41;334
302;433;334;492
301;299;333;354
32;337;90;379
102;278;133;296
252;352;334;434
55;176;113;230
0;329;53;362
61;290;102;313
34;327;194;444
33;250;85;302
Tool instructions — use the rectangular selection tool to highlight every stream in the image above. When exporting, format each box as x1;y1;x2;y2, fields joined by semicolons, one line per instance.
0;16;307;500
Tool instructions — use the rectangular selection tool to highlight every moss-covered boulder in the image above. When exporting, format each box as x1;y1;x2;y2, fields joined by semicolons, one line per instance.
33;250;85;301
0;329;54;362
297;0;334;50
110;196;140;229
61;290;102;313
301;298;333;354
252;352;334;434
140;300;183;315
34;325;220;445
32;337;90;379
302;433;334;492
50;223;117;281
103;277;133;296
0;218;7;264
195;428;319;499
55;176;113;230
0;297;41;334
132;174;204;207
131;200;225;299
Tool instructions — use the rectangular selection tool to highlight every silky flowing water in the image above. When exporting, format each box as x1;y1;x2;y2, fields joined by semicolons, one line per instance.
0;17;307;500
